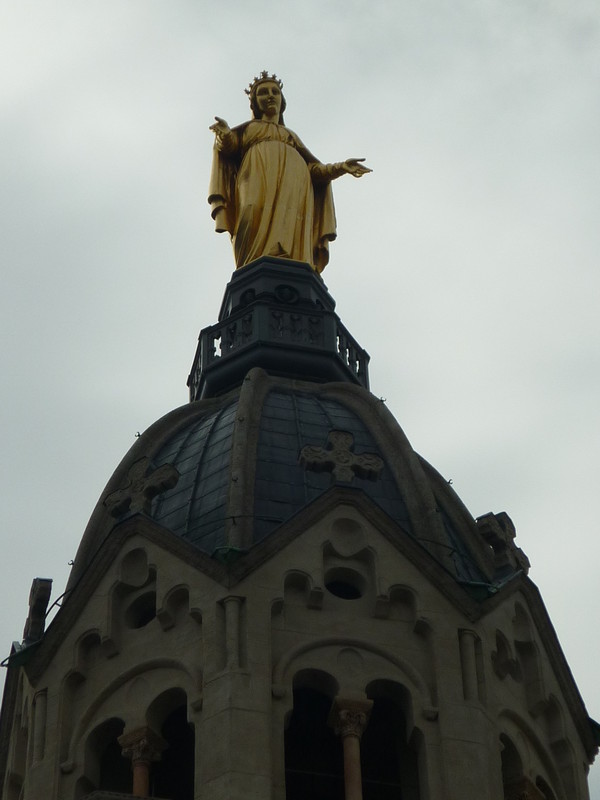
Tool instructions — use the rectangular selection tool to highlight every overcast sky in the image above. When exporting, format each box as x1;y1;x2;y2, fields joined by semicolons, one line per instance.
2;0;599;793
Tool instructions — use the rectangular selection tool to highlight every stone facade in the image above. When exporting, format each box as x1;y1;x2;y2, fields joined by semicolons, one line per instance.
1;492;595;799
1;261;596;799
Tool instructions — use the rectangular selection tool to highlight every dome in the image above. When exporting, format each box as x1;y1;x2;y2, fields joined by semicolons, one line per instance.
68;367;504;594
67;258;522;597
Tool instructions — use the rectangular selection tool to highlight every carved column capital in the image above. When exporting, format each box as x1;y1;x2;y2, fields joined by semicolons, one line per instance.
329;697;373;740
118;725;167;765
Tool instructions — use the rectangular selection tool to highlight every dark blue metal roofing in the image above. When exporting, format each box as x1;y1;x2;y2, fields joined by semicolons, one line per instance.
438;507;486;584
151;401;237;554
253;390;412;543
147;388;486;584
149;390;413;559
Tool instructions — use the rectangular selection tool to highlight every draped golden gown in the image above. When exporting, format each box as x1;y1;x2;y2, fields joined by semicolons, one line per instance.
209;120;337;273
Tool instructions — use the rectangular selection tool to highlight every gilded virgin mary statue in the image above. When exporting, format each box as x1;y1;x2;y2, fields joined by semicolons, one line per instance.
208;71;371;273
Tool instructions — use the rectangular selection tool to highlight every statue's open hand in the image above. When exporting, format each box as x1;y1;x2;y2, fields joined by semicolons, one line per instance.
210;117;231;137
343;158;372;178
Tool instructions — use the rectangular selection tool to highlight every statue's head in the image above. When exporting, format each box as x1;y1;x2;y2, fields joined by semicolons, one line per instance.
246;71;286;124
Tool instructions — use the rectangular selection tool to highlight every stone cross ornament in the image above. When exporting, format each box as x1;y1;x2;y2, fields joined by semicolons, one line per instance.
299;430;384;483
104;457;179;518
208;71;371;273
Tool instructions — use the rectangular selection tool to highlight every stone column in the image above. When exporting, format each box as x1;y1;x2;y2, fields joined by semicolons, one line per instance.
32;690;47;763
118;725;167;797
329;697;373;800
223;595;243;668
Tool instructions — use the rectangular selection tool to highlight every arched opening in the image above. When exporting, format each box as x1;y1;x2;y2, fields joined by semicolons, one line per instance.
325;567;365;599
151;706;195;800
536;775;557;800
363;681;421;800
99;737;131;792
83;717;130;795
388;586;416;623
110;562;157;639
322;544;373;606
124;590;157;629
148;689;195;800
77;631;103;672
500;734;524;799
159;585;191;629
285;671;343;800
492;630;520;681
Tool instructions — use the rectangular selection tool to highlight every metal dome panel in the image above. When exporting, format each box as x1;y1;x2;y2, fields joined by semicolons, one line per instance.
151;401;238;554
253;390;412;544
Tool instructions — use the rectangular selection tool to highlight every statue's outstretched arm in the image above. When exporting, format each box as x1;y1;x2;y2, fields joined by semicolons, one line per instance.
310;158;372;183
343;158;372;177
209;116;237;154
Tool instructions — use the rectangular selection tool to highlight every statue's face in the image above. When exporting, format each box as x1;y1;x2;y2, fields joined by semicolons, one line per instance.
255;82;282;120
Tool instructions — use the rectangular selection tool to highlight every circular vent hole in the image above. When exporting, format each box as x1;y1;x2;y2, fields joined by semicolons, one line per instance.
325;568;365;599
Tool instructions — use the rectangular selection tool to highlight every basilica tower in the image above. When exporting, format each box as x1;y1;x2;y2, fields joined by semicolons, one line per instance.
1;64;598;797
1;254;597;800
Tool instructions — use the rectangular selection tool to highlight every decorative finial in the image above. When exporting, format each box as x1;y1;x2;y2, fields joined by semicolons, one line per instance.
245;70;283;97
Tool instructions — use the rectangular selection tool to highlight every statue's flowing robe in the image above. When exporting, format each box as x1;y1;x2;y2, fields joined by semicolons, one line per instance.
208;120;337;273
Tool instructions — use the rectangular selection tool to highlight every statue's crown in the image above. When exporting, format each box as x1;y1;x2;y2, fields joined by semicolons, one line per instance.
245;71;283;97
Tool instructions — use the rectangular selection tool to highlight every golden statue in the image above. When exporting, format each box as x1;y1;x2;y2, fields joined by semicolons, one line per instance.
208;71;371;273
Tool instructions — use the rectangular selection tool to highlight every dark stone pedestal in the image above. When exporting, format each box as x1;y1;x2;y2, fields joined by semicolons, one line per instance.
188;257;369;400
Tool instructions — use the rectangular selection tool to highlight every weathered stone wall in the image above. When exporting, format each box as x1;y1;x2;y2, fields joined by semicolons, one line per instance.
2;500;591;800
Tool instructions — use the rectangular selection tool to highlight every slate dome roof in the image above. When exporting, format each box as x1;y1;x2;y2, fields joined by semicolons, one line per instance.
68;367;499;592
150;386;413;555
66;258;513;595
